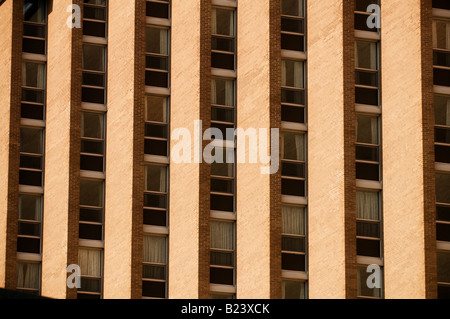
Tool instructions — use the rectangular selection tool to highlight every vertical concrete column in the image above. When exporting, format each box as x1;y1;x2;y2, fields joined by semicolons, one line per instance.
104;0;145;299
381;0;436;299
0;0;22;290
169;0;210;299
236;0;276;299
308;0;356;298
42;0;82;299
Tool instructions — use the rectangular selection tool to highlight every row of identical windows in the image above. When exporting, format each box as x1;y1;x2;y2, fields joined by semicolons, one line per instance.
16;0;48;295
143;0;171;299
433;0;450;300
77;0;108;299
280;0;307;300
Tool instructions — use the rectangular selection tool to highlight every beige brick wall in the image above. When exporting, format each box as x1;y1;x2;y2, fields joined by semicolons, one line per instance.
381;0;431;299
169;0;207;299
307;0;348;299
236;0;273;299
42;0;76;299
103;0;138;299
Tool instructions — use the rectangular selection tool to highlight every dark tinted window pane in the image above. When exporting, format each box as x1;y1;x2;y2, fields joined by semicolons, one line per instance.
210;194;234;212
355;86;378;105
142;281;166;298
21;103;44;120
80;278;101;293
282;88;305;105
438;285;450;299
282;236;305;253
83;20;106;37
357;238;380;257
355;70;378;87
282;105;304;123
281;34;304;52
211;178;234;194
145;124;168;139
282;179;305;197
144;194;167;209
210;267;234;285
437;223;450;242
80;208;102;223
433;0;450;10
357;221;380;238
143;265;165;280
282;253;305;271
281;17;304;33
23;24;45;38
356;162;379;181
356;145;379;162
23;38;45;55
144;209;167;227
437;205;450;222
83;72;105;87
146;1;169;19
212;36;234;52
83;7;105;20
82;87;105;104
434;51;450;68
211;52;235;70
434;68;450;87
146;56;169;70
212;107;234;123
20;155;42;170
17;237;40;254
19;170;42;187
145;71;169;87
80;155;104;172
355;13;377;32
211;251;234;267
355;0;379;11
79;223;102;240
18;222;40;237
436;145;450;164
22;88;44;104
282;163;305;178
81;140;104;155
144;139;168;156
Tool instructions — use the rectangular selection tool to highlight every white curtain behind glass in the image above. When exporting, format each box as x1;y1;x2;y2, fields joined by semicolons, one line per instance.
211;221;234;250
16;263;40;289
143;236;166;264
78;249;101;277
356;191;379;220
282;206;305;236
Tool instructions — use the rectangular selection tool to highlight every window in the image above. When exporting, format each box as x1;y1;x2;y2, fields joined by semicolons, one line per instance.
83;0;107;38
19;128;43;187
281;132;305;197
281;0;305;52
78;248;102;299
210;148;235;212
21;62;45;120
81;112;105;172
145;95;169;157
210;221;235;286
17;195;42;255
144;165;168;218
357;265;382;298
356;191;381;257
356;114;380;181
433;20;450;86
436;173;450;243
23;0;46;55
146;0;169;19
282;206;306;272
354;0;380;32
281;60;305;123
16;262;40;295
212;7;235;70
146;27;169;88
282;280;306;299
435;95;450;164
79;179;104;241
211;78;235;140
142;235;167;298
82;44;106;104
355;40;379;106
433;0;450;10
437;251;450;299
